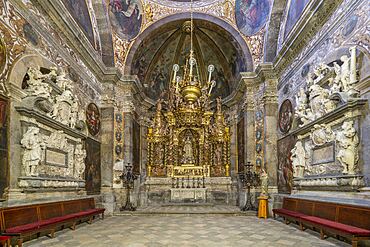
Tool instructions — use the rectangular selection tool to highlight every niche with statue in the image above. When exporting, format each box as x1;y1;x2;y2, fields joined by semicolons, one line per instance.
289;46;367;191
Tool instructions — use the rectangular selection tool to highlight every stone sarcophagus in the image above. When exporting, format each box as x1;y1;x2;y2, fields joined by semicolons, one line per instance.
16;66;88;192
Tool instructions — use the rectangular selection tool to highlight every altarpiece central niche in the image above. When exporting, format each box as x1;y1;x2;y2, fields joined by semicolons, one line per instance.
146;44;231;179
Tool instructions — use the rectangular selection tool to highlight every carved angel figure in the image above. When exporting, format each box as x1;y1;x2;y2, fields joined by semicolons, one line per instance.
74;143;87;179
336;120;359;174
21;127;45;177
290;141;307;178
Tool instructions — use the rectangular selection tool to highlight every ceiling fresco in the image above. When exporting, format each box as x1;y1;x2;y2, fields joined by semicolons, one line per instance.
131;19;247;101
148;0;220;8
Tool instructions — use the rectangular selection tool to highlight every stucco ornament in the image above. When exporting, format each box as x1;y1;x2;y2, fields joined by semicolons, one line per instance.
311;124;335;146
295;87;314;127
24;67;52;99
290;141;307;178
336;120;359;175
48;131;68;150
51;70;79;128
74;143;86;179
21;126;46;177
333;46;358;96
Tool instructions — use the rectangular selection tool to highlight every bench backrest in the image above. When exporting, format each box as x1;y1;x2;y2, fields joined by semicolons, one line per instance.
80;198;95;211
281;197;370;229
39;202;64;221
337;205;370;230
282;198;297;211
0;197;98;231
62;200;82;215
296;200;314;215
2;205;39;230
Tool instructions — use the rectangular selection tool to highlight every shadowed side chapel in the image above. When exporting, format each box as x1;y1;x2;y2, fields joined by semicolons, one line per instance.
0;0;369;246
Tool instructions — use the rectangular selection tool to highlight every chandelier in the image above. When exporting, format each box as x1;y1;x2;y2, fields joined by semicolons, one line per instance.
169;0;216;109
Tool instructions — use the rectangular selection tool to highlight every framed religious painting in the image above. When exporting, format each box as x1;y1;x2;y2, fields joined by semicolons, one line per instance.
86;103;101;136
278;99;294;134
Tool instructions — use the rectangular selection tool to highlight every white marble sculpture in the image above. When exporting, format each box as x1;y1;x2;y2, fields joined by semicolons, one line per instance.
336;120;359;174
25;67;52;99
74;143;86;179
311;124;334;146
21;126;46;177
260;169;268;196
291;141;307;178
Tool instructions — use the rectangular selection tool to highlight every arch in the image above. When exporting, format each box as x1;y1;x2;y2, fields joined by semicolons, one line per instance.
124;12;254;74
7;54;54;90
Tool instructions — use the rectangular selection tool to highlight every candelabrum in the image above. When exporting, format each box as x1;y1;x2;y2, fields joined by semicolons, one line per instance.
239;162;260;211
119;163;138;211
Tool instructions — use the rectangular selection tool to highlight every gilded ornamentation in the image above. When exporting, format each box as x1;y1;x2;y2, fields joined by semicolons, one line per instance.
147;38;230;178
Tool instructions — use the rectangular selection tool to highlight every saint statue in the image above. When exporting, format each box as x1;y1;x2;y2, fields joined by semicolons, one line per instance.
182;136;195;164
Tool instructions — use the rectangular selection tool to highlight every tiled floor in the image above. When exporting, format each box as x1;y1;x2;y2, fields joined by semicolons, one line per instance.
23;215;353;247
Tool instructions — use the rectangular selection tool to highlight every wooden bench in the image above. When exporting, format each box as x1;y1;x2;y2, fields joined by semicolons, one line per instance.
273;197;370;247
0;198;105;246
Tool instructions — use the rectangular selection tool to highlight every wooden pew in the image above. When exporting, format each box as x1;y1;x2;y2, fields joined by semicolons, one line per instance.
0;198;105;246
273;197;370;247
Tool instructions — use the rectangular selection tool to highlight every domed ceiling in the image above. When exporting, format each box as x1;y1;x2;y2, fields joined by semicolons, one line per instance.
131;19;248;101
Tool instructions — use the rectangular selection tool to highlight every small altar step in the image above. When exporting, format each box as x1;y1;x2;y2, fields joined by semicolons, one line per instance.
115;205;256;216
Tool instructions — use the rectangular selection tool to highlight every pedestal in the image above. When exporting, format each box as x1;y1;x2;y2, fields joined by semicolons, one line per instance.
258;196;268;219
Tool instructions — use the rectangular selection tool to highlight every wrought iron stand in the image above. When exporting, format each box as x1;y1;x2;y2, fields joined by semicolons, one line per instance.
239;162;260;211
120;163;138;211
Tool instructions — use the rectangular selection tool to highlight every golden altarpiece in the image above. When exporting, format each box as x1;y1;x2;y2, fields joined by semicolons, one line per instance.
146;49;231;179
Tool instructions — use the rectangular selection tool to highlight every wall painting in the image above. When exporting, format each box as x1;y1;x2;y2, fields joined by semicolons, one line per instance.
277;135;296;194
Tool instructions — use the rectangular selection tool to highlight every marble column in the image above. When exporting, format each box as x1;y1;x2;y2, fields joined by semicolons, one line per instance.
263;79;278;187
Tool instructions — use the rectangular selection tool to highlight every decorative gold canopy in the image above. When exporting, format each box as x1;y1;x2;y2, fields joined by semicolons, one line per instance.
146;17;230;178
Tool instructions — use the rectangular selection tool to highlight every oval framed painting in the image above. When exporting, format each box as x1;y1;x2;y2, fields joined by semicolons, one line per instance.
235;0;271;36
278;99;293;134
86;103;101;136
109;0;143;41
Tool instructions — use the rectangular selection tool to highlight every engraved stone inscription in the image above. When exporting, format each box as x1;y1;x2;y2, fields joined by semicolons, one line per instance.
46;148;67;167
312;144;334;165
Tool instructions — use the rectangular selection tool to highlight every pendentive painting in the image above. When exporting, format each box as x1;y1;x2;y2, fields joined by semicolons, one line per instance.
235;0;271;36
237;116;245;173
61;0;95;47
109;0;143;41
284;0;310;38
277;135;296;194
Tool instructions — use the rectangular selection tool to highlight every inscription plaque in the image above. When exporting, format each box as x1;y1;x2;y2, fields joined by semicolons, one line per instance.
45;148;68;167
312;143;334;165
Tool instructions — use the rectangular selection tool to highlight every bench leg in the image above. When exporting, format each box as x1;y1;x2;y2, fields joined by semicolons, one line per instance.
70;222;76;230
273;213;276;219
352;239;358;247
284;218;290;225
50;229;56;238
17;238;23;247
102;213;105;220
320;229;326;240
299;222;305;231
88;217;93;224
